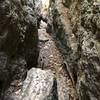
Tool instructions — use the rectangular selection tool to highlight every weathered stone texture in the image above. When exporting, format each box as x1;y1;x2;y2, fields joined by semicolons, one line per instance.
0;0;40;98
49;0;100;99
5;68;69;100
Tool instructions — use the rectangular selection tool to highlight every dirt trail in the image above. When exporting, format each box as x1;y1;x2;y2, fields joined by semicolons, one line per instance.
3;20;77;100
38;23;63;71
38;21;77;99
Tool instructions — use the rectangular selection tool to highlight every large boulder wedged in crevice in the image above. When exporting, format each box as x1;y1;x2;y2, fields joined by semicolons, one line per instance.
6;68;69;100
5;68;55;100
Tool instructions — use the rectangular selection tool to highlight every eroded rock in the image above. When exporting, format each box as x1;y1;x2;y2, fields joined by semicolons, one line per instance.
20;68;55;100
5;68;72;100
0;0;39;98
49;0;100;99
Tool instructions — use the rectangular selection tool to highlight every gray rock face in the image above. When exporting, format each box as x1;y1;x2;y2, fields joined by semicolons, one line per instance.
7;68;58;100
20;68;55;100
62;0;72;7
6;68;69;100
0;0;39;98
57;75;69;100
49;0;100;99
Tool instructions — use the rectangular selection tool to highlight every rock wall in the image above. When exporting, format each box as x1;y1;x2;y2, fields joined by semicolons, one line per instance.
0;0;41;98
49;0;100;99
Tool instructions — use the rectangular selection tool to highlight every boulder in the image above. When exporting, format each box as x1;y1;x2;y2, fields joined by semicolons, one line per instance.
5;68;70;100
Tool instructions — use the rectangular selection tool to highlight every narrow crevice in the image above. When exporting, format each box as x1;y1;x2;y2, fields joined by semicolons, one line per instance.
51;78;58;100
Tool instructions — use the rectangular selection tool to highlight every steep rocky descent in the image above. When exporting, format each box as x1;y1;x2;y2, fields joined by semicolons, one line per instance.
0;0;100;100
0;0;41;99
4;20;77;100
48;0;100;100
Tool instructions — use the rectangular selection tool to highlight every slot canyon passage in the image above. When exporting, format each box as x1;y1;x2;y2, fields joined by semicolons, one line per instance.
0;0;100;100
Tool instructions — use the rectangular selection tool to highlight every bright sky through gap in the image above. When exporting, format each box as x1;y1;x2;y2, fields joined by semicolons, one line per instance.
41;0;49;8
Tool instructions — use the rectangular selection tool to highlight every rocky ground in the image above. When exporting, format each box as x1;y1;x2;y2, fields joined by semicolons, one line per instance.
0;0;100;100
38;21;77;99
38;21;63;70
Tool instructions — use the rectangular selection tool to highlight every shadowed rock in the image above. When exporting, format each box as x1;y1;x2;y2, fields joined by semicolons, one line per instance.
6;68;69;100
49;0;100;99
0;0;40;98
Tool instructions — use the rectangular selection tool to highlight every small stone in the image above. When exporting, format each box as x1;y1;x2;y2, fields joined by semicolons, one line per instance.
15;89;21;95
